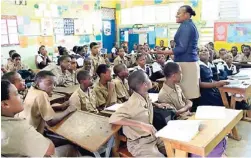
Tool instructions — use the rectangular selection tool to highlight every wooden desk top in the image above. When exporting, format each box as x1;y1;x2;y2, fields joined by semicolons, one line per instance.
160;109;243;157
48;110;121;152
53;85;79;95
49;93;66;102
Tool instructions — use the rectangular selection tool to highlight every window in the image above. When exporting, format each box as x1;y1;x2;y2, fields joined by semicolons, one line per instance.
155;5;170;23
131;6;143;24
201;0;219;21
121;8;131;25
143;5;156;24
219;0;239;19
1;16;19;46
169;2;184;22
239;0;251;19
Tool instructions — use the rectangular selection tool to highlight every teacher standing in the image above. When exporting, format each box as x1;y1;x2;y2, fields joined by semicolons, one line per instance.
155;5;200;99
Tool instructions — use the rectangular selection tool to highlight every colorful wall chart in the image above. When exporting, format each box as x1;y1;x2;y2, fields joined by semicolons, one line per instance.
64;18;74;35
227;23;251;43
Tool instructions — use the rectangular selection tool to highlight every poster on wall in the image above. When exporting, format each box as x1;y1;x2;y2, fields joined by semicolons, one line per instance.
227;23;251;43
103;21;111;36
41;18;53;36
74;19;84;35
53;19;64;34
64;18;74;35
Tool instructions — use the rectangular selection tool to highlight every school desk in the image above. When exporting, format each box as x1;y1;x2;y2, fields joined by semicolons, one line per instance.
49;93;66;104
159;109;243;157
53;85;79;96
48;110;121;157
233;62;251;68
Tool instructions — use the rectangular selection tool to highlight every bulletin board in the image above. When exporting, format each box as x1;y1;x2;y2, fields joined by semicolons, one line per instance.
1;15;19;46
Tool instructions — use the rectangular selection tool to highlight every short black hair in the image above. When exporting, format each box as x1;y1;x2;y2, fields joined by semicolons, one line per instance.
1;80;11;101
69;55;76;60
136;53;145;61
34;71;55;84
83;45;88;48
73;46;78;53
11;53;21;60
77;70;90;83
113;64;126;75
9;50;16;57
219;48;227;52
96;64;109;77
59;47;68;56
76;46;84;54
57;55;70;65
163;62;180;78
2;72;18;84
245;45;251;50
90;42;98;49
128;70;148;92
181;5;196;16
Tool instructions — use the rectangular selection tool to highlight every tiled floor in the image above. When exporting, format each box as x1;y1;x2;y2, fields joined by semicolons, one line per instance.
226;121;251;157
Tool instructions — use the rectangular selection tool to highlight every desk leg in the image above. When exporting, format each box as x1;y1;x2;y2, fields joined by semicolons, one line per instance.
229;126;242;141
163;141;174;157
242;110;251;122
112;133;120;157
230;96;236;109
175;149;188;157
219;90;230;108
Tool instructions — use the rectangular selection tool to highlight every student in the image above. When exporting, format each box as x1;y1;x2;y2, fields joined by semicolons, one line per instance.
231;46;242;62
2;72;27;101
168;40;175;50
111;42;119;54
134;53;152;77
7;50;16;64
71;45;78;54
58;47;69;56
93;64;117;110
198;46;229;106
213;48;228;80
22;71;77;134
158;62;192;118
114;47;130;67
159;40;166;50
223;53;237;76
83;45;88;54
113;64;130;103
150;54;165;82
4;53;29;72
69;70;98;113
241;45;251;62
43;55;76;86
36;45;52;69
109;70;166;157
241;44;246;54
131;43;138;54
89;42;105;79
1;80;55;157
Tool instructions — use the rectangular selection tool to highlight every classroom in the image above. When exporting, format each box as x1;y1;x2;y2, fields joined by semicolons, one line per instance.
1;0;251;157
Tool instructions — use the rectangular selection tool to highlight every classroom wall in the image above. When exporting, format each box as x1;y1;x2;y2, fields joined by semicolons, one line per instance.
1;0;116;69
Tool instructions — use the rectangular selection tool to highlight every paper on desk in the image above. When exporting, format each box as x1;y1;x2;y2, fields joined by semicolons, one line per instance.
155;120;202;142
104;104;123;111
195;106;226;119
149;93;159;103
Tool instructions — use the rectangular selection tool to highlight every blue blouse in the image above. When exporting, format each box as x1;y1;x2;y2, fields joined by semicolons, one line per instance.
173;19;199;62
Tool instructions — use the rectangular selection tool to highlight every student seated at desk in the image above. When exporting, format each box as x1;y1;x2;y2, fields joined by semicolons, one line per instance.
43;55;76;86
90;42;106;79
36;45;51;69
109;70;166;157
69;70;99;113
198;46;229;106
223;53;237;76
114;47;130;68
150;54;165;82
1;50;17;73
113;64;130;103
1;80;55;157
158;62;192;118
240;45;251;62
231;46;242;62
4;53;29;73
134;53;152;77
2;72;27;101
22;71;77;134
94;64;117;110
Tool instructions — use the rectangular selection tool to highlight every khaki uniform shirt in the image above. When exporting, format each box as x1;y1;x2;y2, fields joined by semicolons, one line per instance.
241;54;251;62
109;92;153;140
4;62;29;72
113;56;130;67
1;116;50;157
158;83;186;110
93;82;117;108
90;54;105;77
43;64;76;86
69;87;99;113
113;77;130;102
22;87;55;134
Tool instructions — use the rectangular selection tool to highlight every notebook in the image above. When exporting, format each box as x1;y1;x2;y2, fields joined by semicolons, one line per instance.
155;120;202;142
